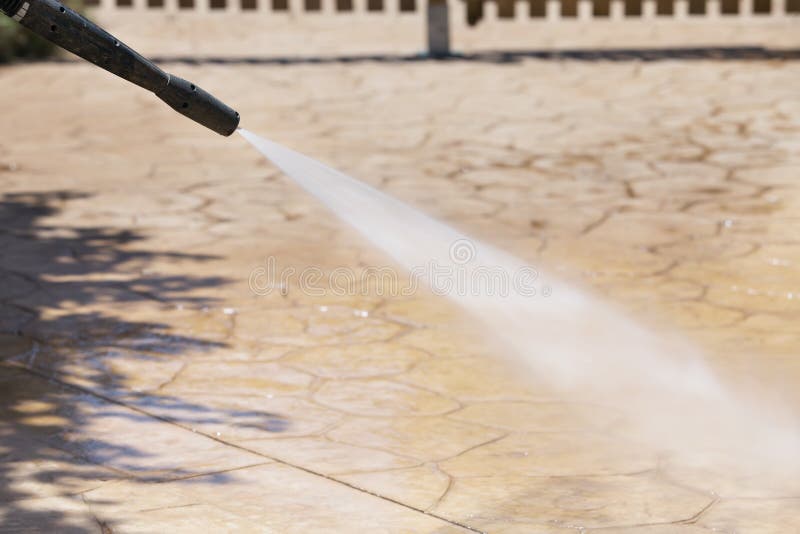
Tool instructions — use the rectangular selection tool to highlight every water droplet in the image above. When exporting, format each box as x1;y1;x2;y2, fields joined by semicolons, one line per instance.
223;307;237;315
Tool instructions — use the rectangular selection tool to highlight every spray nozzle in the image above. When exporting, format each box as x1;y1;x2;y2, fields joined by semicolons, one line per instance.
156;75;240;137
0;0;240;136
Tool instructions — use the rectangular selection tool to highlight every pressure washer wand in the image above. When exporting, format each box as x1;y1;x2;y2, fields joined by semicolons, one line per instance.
0;0;240;136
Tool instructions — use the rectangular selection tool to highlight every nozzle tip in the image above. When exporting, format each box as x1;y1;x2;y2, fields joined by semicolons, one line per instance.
156;75;240;136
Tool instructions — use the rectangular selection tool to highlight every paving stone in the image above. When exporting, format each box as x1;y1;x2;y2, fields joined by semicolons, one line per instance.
0;41;798;531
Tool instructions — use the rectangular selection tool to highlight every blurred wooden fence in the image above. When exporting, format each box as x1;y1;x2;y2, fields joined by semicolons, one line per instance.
85;0;799;18
84;0;798;57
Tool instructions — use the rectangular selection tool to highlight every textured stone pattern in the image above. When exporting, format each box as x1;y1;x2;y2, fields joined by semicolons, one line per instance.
0;57;798;532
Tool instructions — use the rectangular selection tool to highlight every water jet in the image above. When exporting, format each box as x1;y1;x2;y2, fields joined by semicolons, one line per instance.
238;129;800;481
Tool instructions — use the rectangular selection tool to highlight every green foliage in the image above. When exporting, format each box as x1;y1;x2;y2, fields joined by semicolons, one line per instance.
0;18;55;63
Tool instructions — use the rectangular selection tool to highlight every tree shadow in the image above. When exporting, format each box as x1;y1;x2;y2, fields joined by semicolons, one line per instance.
0;191;288;531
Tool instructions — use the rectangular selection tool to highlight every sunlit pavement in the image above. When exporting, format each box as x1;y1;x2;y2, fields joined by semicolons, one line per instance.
1;34;799;532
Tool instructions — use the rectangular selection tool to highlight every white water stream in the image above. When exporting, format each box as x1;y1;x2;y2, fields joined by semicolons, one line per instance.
240;128;800;483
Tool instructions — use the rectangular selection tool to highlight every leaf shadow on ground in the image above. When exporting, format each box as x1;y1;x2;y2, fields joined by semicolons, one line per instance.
0;191;288;532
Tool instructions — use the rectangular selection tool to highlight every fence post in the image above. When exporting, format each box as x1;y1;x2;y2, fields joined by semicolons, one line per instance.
427;0;450;57
288;0;302;16
578;0;592;18
451;0;466;26
546;0;559;19
514;0;528;19
484;0;499;18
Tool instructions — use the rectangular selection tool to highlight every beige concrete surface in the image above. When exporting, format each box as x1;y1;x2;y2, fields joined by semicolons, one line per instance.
1;34;799;533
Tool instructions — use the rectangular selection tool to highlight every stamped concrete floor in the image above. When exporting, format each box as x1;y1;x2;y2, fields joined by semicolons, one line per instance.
0;57;799;532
